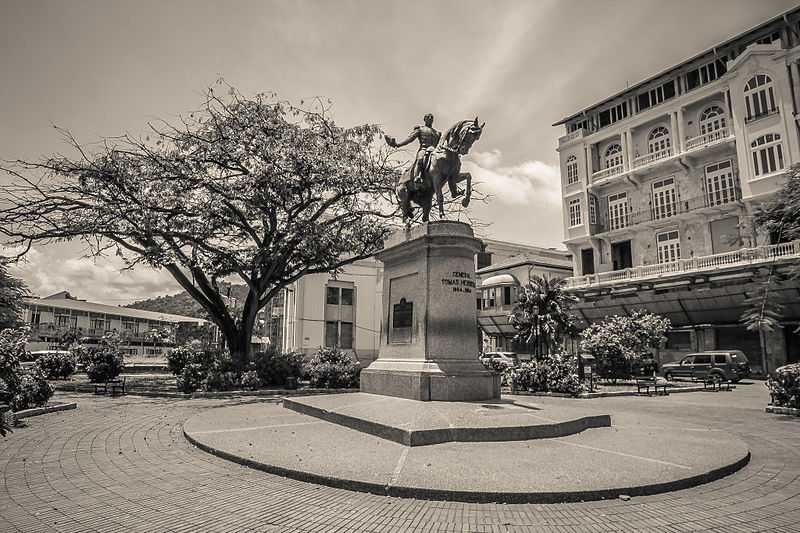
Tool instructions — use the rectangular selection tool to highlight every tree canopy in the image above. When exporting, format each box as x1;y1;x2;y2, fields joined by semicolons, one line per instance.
0;263;28;330
753;164;800;246
0;83;407;365
580;310;670;363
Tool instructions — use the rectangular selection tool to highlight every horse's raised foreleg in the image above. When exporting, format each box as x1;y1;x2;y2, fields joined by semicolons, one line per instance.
459;172;472;207
446;175;463;199
446;172;472;207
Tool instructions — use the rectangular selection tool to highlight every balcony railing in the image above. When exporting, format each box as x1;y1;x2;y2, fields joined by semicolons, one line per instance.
686;127;731;150
592;164;625;181
565;240;800;290
591;187;741;233
745;107;779;124
559;128;584;145
633;147;673;169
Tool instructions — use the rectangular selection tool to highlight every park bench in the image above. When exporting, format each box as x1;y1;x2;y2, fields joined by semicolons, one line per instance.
636;377;668;396
703;377;731;392
94;378;126;396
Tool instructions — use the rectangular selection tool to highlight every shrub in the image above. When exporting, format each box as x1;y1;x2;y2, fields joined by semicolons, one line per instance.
0;327;52;411
480;357;513;386
254;347;305;386
84;349;124;383
166;347;238;392
767;363;800;408
0;327;28;393
507;352;583;396
240;370;260;391
202;370;239;392
166;345;196;375
176;362;206;394
305;347;360;389
35;351;77;380
10;368;53;411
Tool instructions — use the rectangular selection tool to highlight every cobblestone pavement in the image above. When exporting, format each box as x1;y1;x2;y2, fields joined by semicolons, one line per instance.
1;383;798;532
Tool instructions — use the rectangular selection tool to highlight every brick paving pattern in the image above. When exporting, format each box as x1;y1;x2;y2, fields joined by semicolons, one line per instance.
1;384;798;532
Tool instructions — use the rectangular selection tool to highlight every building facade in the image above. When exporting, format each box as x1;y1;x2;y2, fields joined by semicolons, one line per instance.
555;8;800;371
22;291;207;360
475;239;573;356
270;258;383;366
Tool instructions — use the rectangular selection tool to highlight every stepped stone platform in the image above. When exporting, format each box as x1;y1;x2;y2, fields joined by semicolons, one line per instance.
282;393;611;446
183;394;751;503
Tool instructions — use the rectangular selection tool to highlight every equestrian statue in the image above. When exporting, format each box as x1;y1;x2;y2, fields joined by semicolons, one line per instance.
385;114;485;225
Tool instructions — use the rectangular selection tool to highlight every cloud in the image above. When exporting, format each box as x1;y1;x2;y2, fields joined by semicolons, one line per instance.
463;149;561;206
6;244;181;305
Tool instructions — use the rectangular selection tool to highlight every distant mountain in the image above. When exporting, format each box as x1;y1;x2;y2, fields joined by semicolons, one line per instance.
126;283;250;319
126;291;206;318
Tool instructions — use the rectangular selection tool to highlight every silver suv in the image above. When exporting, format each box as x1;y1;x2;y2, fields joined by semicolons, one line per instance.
662;350;750;383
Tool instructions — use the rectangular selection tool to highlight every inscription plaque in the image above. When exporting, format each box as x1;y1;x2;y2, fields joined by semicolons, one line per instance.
390;298;413;344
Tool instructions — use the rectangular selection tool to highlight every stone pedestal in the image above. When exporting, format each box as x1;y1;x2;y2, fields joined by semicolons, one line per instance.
360;221;500;401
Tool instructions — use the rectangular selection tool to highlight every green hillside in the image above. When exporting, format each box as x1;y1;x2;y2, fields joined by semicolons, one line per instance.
126;283;250;319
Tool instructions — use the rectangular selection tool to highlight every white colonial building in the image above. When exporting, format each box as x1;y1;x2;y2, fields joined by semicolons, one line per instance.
475;239;573;356
555;8;800;371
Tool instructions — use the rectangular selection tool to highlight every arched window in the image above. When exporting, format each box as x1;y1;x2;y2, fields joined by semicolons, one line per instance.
566;155;579;185
604;144;623;169
648;127;671;154
699;106;727;135
751;133;784;176
744;74;777;121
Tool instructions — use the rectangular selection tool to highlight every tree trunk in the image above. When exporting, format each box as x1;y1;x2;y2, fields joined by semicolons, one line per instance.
225;325;254;371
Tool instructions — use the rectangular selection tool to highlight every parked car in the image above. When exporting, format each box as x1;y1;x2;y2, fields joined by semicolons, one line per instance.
480;352;519;367
662;350;750;383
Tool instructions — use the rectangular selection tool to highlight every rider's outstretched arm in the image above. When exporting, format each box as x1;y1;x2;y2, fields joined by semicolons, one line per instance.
389;128;419;148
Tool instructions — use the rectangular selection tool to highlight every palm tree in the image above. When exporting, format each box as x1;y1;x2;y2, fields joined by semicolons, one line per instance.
509;275;577;359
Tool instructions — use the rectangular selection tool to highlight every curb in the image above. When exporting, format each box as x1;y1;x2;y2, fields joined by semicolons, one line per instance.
13;402;78;421
53;382;359;400
505;384;735;399
765;405;800;416
283;397;611;446
183;427;751;504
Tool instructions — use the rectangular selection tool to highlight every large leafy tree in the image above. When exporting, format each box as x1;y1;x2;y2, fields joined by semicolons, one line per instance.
580;310;670;378
0;262;28;330
508;275;578;358
0;84;403;367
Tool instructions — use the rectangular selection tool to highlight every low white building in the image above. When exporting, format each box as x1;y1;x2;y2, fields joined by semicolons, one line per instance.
22;291;207;360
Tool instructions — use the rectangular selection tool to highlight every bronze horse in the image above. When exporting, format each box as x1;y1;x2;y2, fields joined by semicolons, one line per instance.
396;118;484;225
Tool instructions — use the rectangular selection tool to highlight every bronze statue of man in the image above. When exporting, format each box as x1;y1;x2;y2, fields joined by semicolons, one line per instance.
385;113;441;188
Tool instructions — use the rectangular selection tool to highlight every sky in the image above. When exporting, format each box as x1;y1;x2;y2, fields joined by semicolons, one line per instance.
1;0;797;304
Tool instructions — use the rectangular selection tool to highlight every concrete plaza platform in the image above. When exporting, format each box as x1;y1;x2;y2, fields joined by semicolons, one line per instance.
283;392;611;445
183;395;751;503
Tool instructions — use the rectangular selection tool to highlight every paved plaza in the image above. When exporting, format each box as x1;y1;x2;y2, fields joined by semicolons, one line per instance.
1;383;799;532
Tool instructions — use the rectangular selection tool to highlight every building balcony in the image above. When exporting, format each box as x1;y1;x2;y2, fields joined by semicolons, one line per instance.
744;107;779;124
591;187;741;235
685;127;732;151
558;128;585;146
565;240;800;290
632;147;673;169
591;164;625;182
